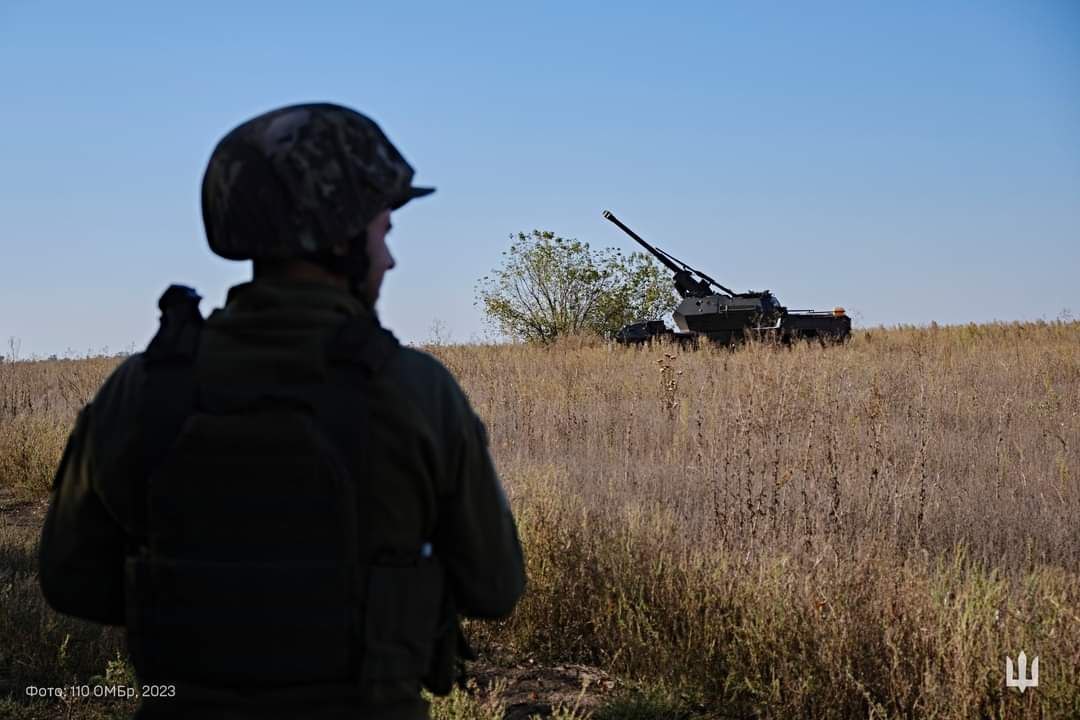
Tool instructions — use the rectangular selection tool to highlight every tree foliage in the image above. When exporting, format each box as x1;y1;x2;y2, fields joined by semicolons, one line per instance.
476;230;677;343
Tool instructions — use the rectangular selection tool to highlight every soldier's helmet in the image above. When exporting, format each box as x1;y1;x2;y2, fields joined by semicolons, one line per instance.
201;103;433;266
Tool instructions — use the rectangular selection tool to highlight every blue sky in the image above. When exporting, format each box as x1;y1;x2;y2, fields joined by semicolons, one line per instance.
2;1;1077;356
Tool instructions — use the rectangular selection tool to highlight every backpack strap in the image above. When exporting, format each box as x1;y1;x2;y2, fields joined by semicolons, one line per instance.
145;285;204;362
131;285;204;541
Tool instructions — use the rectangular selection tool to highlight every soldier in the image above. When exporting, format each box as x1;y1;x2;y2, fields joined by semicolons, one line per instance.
38;103;526;719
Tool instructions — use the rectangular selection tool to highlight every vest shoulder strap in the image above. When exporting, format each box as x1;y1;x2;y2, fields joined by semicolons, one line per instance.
328;314;400;376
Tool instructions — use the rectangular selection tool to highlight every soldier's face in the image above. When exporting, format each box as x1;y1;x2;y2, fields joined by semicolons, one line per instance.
364;209;395;305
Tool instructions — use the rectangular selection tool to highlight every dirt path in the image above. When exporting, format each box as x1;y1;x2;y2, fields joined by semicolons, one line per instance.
0;487;47;530
467;658;618;719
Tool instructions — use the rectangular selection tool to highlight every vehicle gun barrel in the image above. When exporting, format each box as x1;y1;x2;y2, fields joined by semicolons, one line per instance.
602;210;737;297
602;210;682;276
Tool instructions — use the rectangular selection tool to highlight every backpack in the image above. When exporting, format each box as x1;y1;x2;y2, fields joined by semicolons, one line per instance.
124;285;453;698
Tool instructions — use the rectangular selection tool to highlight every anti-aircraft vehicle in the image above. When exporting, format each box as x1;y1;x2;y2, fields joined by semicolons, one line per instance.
603;210;851;346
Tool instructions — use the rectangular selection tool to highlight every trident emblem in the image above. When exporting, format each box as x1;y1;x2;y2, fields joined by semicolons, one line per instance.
1005;651;1039;693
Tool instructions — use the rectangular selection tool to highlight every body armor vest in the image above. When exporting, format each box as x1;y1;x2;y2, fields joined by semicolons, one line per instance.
125;285;451;704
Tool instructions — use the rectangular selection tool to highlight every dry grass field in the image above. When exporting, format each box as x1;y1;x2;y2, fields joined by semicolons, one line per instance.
1;321;1078;718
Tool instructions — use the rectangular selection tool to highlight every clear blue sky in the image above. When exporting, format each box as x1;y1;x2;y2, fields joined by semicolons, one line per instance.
2;1;1077;356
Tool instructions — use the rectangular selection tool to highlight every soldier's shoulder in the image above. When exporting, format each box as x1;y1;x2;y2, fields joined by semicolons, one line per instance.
93;354;148;404
88;354;148;432
381;345;475;420
391;346;462;391
355;346;462;441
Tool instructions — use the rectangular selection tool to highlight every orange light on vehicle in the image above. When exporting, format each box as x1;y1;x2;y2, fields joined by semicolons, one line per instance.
833;307;846;316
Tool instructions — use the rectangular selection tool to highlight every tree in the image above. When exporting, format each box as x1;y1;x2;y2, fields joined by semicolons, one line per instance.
476;230;677;343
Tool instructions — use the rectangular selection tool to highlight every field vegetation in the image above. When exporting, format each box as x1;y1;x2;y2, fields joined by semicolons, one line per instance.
1;321;1078;718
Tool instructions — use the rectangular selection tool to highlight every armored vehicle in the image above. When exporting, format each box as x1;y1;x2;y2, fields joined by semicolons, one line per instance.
603;211;851;345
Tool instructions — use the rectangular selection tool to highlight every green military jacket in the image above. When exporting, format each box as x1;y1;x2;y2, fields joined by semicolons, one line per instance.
38;279;526;719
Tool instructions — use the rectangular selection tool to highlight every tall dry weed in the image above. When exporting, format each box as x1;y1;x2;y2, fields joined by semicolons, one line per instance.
433;322;1080;717
0;357;118;497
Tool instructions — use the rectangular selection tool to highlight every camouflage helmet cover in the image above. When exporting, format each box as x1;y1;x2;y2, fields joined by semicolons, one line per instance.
201;103;433;261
